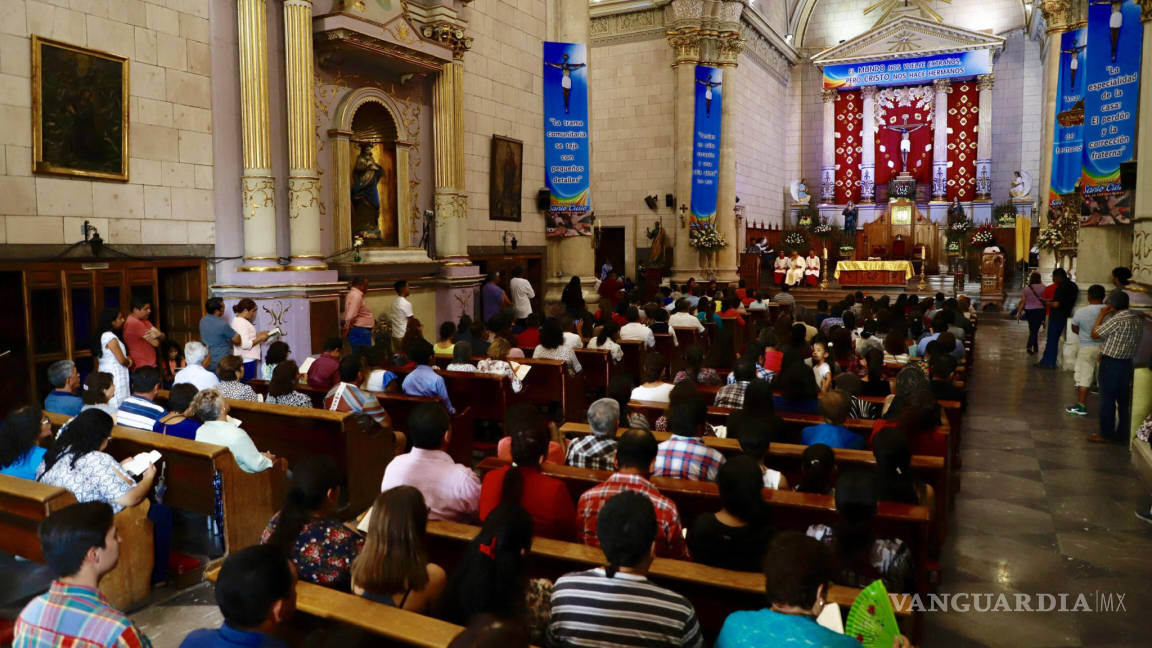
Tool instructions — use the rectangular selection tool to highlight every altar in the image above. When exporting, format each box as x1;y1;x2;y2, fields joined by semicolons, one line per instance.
834;260;915;287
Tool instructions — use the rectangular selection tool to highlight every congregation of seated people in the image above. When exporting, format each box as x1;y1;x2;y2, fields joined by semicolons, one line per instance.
6;282;959;647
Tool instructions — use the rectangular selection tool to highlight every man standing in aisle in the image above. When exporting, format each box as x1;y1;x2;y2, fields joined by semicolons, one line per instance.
1036;268;1079;369
509;266;535;326
1087;291;1143;444
389;280;414;347
344;277;375;351
124;298;163;369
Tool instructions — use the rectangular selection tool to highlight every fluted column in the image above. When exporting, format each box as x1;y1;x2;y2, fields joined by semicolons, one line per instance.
974;73;994;200
712;35;744;283
237;0;278;270
1037;1;1078;277
931;78;950;201
859;85;877;203
283;0;324;269
1133;2;1152;281
433;59;467;259
821;88;836;204
669;29;701;282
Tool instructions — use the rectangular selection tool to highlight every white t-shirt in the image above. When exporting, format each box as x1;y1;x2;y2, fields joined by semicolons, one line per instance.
390;296;413;338
620;322;656;347
631;382;675;403
509;277;535;320
562;331;584;349
669;312;706;332
810;360;831;390
762;468;783;490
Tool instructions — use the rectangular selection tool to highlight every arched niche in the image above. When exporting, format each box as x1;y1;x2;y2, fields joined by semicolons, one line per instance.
329;87;414;252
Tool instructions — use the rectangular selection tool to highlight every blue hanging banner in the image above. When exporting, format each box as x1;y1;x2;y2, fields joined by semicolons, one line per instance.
1049;28;1087;211
1081;0;1142;225
543;41;592;237
690;65;723;229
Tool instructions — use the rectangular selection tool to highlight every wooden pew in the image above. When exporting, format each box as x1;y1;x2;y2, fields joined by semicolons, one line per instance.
673;326;703;350
204;567;490;648
210;398;394;514
425;520;914;638
574;348;612;395
247;379;327;409
618;339;646;380
46;411;287;555
0;474;153;610
517;357;567;411
374;392;475;462
653;332;678;375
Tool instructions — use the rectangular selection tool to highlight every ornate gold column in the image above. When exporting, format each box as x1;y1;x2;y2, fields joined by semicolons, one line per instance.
821;89;837;204
426;24;470;260
974;73;994;201
1133;1;1152;281
712;32;744;282
545;0;596;302
237;0;278;270
668;27;702;282
284;0;325;269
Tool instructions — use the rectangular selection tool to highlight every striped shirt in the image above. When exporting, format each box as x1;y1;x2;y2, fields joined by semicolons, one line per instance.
15;582;151;648
324;382;391;429
115;396;165;431
548;568;703;648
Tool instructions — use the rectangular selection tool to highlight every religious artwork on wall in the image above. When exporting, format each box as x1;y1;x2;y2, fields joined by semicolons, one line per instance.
490;135;522;222
1080;0;1143;226
32;36;129;181
350;141;398;246
543;41;592;237
1050;28;1086;213
689;65;724;229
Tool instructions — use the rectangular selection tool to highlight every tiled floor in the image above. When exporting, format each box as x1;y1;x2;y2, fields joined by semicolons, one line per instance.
924;317;1152;647
8;316;1152;647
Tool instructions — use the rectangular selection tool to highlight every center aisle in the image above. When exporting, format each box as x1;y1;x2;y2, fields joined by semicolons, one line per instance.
925;317;1151;647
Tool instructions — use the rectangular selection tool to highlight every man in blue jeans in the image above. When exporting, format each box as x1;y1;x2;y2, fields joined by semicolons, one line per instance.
1087;291;1143;443
1036;268;1078;369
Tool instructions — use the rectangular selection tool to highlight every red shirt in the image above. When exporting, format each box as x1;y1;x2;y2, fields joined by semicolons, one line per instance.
598;279;623;305
123;315;156;367
516;328;541;349
307;353;341;391
479;465;578;541
1042;283;1057;315
762;349;783;374
719;309;745;326
869;419;946;457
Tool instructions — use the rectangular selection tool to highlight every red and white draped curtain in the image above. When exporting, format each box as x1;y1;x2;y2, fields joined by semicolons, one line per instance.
874;87;933;187
833;91;862;204
946;81;979;201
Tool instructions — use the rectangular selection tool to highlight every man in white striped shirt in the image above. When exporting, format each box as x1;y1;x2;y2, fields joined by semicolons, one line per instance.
548;491;703;647
116;366;166;431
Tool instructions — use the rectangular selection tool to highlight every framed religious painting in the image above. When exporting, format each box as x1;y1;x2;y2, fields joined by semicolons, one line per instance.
489;135;522;222
32;36;130;181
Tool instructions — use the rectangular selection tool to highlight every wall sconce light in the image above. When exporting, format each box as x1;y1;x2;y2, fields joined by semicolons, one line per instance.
679;204;689;228
502;231;518;252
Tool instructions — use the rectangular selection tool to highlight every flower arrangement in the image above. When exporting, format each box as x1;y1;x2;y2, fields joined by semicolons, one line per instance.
969;224;995;247
946;218;973;244
946;240;961;253
993;199;1018;227
812;222;833;237
689;225;727;252
783;229;809;251
1037;227;1063;250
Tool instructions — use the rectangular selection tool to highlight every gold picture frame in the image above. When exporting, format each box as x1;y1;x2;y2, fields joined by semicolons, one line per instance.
32;35;130;181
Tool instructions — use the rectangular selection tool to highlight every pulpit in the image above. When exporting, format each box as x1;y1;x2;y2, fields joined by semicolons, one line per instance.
980;252;1005;308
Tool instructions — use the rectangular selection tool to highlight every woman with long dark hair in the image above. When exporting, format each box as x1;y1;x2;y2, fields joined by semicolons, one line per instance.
1015;271;1047;354
479;408;576;540
38;409;155;513
442;503;552;644
872;427;933;507
351;485;445;612
806;470;913;593
673;343;722;385
153;383;202;440
793;443;835;494
585;321;623;362
687;455;773;571
262;340;291;381
93;307;130;407
262;455;361;590
607;373;649;431
561;276;585;317
772;359;820;415
266;361;313;407
0;404;51;480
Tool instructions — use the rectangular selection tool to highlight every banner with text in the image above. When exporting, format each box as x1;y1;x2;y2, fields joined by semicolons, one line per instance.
690;65;723;229
1049;28;1087;211
543;41;592;237
1081;0;1142;226
822;50;991;90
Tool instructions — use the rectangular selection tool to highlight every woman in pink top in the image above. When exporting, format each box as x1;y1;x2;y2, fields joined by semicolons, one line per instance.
1014;271;1047;354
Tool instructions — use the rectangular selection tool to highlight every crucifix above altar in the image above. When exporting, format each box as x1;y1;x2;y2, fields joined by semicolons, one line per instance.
812;16;1004;207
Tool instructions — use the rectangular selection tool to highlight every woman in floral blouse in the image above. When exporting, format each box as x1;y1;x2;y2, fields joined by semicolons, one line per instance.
265;361;314;408
261;455;362;590
215;355;259;402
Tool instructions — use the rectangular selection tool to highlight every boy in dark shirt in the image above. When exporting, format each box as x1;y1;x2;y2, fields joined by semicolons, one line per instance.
929;354;966;407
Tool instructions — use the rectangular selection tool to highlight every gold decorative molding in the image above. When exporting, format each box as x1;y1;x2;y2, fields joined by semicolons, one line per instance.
933;77;952;92
590;7;666;45
715;31;746;65
1039;0;1077;33
288;177;321;220
1138;0;1152;22
666;27;702;63
421;23;472;59
821;88;839;102
976;73;995;91
242;177;276;219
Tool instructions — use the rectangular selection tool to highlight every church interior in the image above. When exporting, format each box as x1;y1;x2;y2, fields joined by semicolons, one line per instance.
2;0;1152;646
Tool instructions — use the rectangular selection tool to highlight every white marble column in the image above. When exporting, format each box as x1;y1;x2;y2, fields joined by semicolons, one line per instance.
284;0;325;269
713;54;741;282
237;0;278;270
859;85;877;204
1133;3;1152;282
821;88;837;204
974;73;994;200
931;78;950;201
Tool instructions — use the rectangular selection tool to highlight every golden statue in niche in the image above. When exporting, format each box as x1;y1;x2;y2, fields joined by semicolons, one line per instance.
349;141;398;246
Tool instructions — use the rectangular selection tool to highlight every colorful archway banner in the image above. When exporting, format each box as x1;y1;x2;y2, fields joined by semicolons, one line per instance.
543;41;592;237
822;50;991;90
1049;28;1087;212
1081;0;1142;226
690;65;723;229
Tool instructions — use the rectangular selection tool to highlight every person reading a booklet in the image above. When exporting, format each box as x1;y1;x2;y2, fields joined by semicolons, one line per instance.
715;531;913;648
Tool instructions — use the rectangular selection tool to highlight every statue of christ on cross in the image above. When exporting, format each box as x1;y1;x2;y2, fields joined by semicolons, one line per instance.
883;114;927;173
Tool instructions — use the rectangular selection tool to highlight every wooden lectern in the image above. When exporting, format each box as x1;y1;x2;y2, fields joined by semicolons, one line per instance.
980;252;1005;308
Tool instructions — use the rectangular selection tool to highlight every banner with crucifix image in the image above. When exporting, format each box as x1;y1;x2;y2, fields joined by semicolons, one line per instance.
1080;0;1142;226
1049;27;1086;213
543;41;592;238
689;65;723;229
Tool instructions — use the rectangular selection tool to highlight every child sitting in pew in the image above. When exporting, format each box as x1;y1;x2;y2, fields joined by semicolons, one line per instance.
793;443;836;495
801;390;865;450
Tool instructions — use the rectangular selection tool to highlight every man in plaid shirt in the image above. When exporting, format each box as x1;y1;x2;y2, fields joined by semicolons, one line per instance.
724;342;775;385
1089;291;1144;443
566;398;621;471
715;357;756;409
14;502;151;648
577;429;689;558
653;399;726;481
